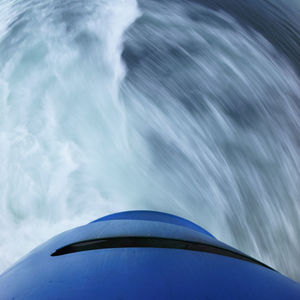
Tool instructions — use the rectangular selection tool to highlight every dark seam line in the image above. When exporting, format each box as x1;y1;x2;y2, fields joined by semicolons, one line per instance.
51;236;274;271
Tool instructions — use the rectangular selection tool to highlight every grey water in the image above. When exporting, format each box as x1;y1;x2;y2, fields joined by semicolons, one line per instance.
0;0;300;281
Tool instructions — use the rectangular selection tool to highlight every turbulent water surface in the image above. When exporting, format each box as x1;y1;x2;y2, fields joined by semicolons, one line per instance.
0;0;300;281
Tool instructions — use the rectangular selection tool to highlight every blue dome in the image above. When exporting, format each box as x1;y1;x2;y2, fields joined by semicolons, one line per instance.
0;211;299;299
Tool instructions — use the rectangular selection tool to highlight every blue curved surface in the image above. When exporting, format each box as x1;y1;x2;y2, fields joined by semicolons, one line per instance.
0;211;299;299
91;210;215;238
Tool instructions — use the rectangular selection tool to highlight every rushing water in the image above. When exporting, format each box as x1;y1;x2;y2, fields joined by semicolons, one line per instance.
0;0;300;281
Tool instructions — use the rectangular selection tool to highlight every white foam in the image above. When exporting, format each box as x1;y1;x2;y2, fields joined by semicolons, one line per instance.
0;0;140;272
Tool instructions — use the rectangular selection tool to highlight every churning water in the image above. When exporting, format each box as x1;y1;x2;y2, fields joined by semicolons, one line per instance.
0;0;300;281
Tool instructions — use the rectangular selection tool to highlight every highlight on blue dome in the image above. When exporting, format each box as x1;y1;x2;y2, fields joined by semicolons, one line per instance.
0;210;299;299
91;210;215;238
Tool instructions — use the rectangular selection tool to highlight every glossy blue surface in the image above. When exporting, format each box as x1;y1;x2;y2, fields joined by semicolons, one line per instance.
0;211;300;299
91;210;215;238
